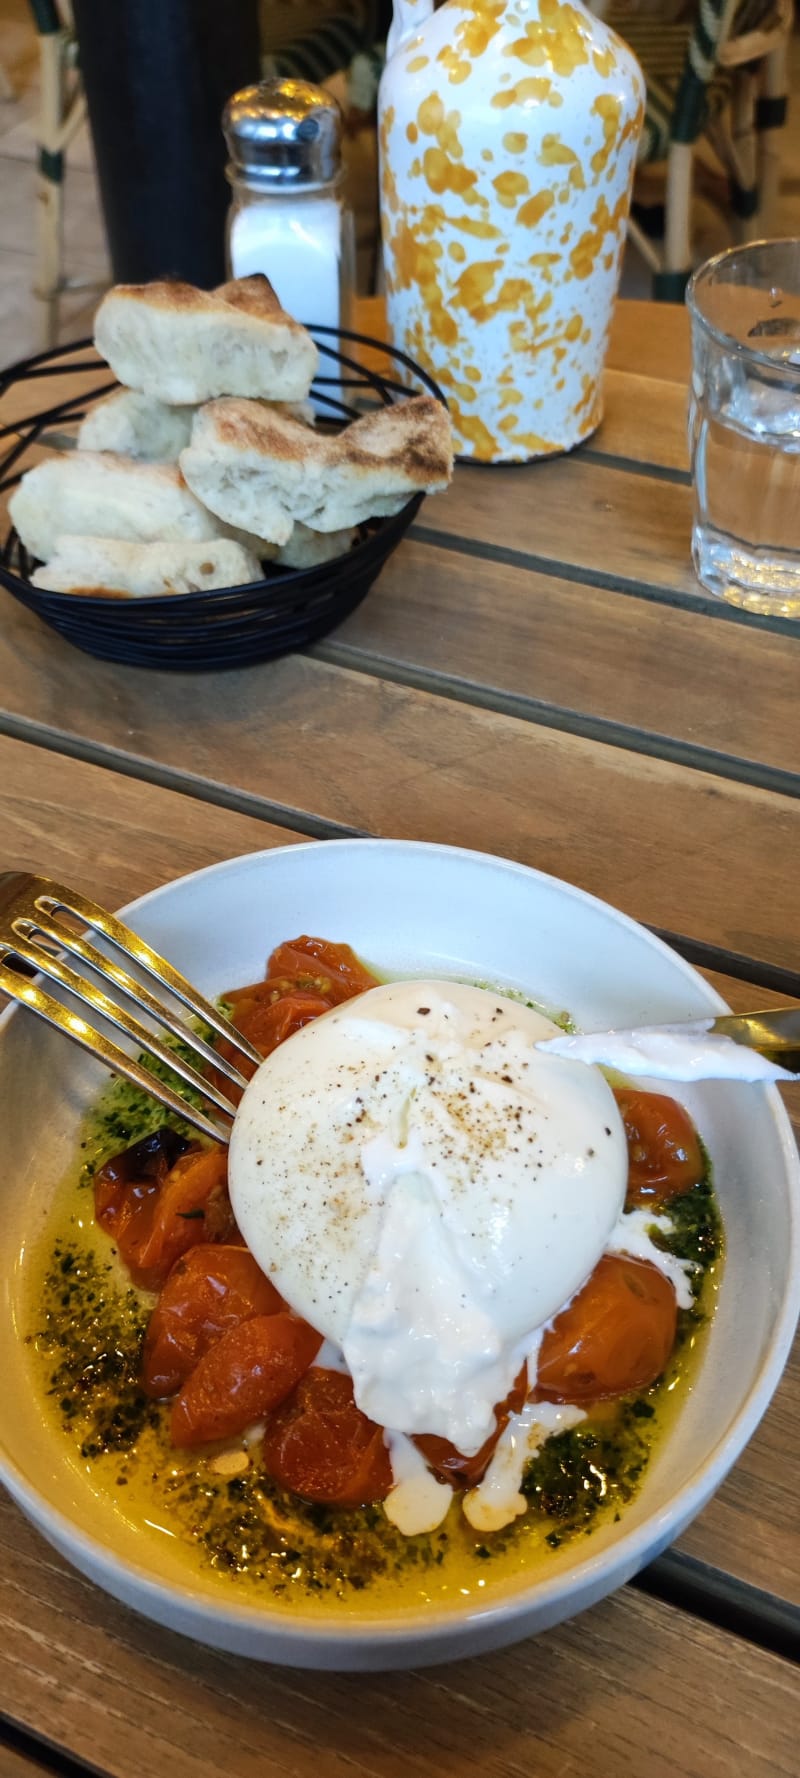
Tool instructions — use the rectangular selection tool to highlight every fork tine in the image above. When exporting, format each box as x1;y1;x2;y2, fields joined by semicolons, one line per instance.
0;958;230;1144
0;871;266;1141
2;928;238;1125
33;877;262;1069
20;911;251;1092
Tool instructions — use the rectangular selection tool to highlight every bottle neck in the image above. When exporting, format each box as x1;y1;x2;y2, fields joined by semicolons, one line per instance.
387;0;436;60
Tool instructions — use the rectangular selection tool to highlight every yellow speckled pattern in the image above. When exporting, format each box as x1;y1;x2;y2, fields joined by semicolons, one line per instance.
379;0;644;462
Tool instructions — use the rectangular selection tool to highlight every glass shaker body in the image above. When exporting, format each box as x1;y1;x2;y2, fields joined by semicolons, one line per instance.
226;174;355;335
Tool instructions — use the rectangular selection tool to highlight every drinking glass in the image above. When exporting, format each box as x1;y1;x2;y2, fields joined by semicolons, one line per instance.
687;239;800;617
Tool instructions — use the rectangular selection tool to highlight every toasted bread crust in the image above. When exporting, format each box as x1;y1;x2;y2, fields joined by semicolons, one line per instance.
94;276;318;405
111;280;203;312
200;395;452;485
103;274;305;336
215;275;289;320
179;393;453;541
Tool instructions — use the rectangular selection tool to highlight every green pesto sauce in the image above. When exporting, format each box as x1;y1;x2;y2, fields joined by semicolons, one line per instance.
467;982;576;1034
652;1158;721;1297
28;1038;722;1606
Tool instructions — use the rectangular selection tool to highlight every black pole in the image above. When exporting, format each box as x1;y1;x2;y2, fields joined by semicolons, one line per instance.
71;0;261;288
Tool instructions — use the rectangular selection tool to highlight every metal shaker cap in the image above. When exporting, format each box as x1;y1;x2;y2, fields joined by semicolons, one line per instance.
222;77;343;191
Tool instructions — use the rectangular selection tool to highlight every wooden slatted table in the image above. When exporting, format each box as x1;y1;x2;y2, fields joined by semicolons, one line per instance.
0;299;798;1778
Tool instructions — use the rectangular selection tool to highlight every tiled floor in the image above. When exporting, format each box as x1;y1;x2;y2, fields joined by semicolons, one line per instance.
2;0;800;369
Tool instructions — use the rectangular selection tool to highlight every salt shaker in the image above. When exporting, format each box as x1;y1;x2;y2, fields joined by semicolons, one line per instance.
222;77;354;339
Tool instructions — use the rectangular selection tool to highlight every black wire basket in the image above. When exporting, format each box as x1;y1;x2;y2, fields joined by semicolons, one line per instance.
0;327;446;672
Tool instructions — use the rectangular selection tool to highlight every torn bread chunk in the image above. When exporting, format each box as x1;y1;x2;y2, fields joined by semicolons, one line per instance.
30;535;263;598
9;453;226;562
180;394;453;545
78;390;312;465
93;275;318;405
275;522;357;569
226;524;278;562
78;390;196;462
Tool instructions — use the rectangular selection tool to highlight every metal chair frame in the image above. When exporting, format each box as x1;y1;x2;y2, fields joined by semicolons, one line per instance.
29;0;105;349
618;0;793;299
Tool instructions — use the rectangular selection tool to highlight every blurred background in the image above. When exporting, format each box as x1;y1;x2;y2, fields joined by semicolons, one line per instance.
1;0;799;367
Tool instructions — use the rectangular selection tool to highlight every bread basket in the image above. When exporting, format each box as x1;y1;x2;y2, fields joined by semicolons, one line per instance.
0;328;447;672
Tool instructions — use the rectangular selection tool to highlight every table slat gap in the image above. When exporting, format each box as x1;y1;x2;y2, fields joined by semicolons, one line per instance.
635;1553;800;1664
3;722;798;1001
2;661;800;973
0;1717;98;1778
410;525;800;640
0;716;369;844
310;640;800;804
0;1550;798;1778
576;447;692;487
649;929;800;1001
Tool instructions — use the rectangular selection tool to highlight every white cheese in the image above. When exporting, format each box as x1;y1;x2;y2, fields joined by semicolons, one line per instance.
383;1430;454;1535
463;1401;587;1533
537;1023;792;1081
229;980;628;1454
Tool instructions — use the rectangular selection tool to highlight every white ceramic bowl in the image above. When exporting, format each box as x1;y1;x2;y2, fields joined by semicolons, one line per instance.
1;839;798;1669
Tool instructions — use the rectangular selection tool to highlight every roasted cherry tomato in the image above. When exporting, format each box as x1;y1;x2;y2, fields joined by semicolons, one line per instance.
535;1254;678;1403
265;937;379;1005
236;990;333;1059
210;990;333;1104
212;939;377;1103
225;937;377;1016
142;1245;285;1398
93;1127;188;1198
414;1366;529;1488
262;1368;393;1507
95;1140;232;1291
170;1312;321;1447
615;1088;704;1206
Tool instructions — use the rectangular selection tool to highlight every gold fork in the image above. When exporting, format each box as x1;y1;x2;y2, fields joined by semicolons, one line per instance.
0;871;262;1142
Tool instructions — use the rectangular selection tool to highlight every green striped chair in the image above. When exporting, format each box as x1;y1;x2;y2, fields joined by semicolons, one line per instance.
259;3;384;290
606;0;792;300
260;2;377;83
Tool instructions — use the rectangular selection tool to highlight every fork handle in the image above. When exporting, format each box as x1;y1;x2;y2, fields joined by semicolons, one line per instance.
712;1007;800;1071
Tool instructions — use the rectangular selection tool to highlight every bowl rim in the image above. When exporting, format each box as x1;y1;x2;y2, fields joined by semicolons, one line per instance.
2;836;799;1653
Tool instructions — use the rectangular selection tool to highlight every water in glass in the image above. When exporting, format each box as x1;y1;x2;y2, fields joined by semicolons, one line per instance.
690;332;800;616
688;242;800;618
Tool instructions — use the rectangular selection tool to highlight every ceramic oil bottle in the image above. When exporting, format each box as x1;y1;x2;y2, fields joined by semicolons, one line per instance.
378;0;644;461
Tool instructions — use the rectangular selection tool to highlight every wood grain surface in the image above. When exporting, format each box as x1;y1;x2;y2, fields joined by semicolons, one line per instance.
606;299;693;384
0;296;797;1775
591;369;690;474
420;456;700;599
0;1493;797;1778
0;645;796;970
322;537;800;784
0;735;300;908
